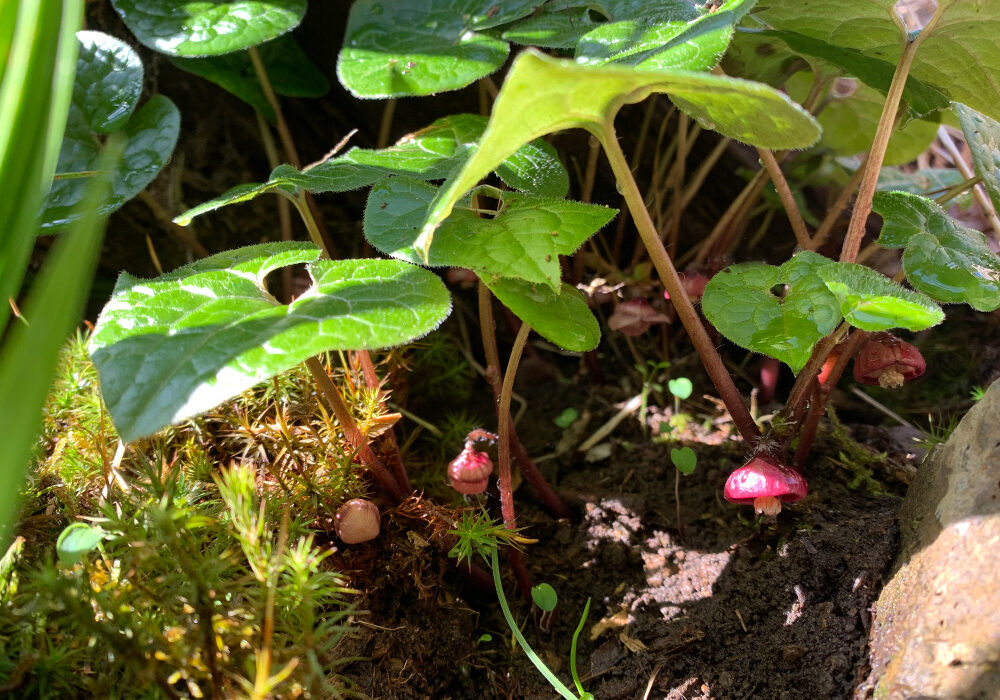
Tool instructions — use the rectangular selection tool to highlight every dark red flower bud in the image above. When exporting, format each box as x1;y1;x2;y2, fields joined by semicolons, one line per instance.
724;456;808;516
448;445;493;495
335;499;380;544
853;334;925;389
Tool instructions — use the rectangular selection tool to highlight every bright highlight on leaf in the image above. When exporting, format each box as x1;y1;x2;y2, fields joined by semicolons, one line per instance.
90;242;452;442
817;262;945;331
110;0;307;57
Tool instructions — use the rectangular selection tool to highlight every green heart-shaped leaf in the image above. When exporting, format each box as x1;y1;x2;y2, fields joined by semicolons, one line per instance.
110;0;306;56
576;0;755;72
175;114;569;225
817;261;945;331
670;446;698;475
955;102;1000;214
702;251;842;372
40;32;180;229
337;0;535;98
90;242;452;441
364;176;615;292
757;0;1000;122
170;36;328;120
418;49;820;258
872;190;1000;311
486;278;600;352
667;377;693;400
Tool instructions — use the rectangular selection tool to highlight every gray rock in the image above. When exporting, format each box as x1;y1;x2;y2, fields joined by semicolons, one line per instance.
867;379;1000;699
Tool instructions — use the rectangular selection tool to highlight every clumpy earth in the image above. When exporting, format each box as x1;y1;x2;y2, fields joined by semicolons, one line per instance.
334;376;906;699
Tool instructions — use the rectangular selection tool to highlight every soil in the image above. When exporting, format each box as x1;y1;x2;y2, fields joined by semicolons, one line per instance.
332;366;908;700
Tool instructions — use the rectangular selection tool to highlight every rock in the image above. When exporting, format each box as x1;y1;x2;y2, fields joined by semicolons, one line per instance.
867;379;1000;699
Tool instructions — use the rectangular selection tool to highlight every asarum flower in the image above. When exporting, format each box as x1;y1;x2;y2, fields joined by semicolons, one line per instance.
447;445;493;495
853;333;926;389
724;456;808;516
663;271;710;302
335;499;380;544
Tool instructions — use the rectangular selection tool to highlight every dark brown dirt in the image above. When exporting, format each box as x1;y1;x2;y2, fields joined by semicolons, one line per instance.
334;366;907;700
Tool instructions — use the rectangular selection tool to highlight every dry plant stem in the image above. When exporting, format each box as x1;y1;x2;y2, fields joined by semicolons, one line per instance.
255;110;294;297
354;349;413;493
253;510;290;700
674;469;683;539
839;27;934;264
686;168;767;268
810;154;867;250
497;323;532;527
757;148;811;248
599;124;762;445
572;136;603;282
247;45;336;257
680;137;730;210
476;283;570;518
137;190;210;257
666;114;690;257
937;125;1000;237
303;356;404;500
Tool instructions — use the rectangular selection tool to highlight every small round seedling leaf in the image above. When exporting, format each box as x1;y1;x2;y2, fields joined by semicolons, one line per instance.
670;446;698;475
74;31;144;133
531;582;558;612
667;377;693;400
554;408;580;428
56;522;107;565
110;0;306;57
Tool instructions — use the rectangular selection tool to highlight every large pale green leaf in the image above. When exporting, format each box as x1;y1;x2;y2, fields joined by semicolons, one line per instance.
755;0;1000;123
40;93;180;229
110;0;306;56
875;167;968;203
417;49;820;258
786;72;936;165
364;176;615;291
170;36;328;120
89;242;452;441
701;251;842;372
337;0;533;98
872;190;1000;311
954;102;1000;214
174;114;569;224
816;261;944;331
754;29;949;117
485;278;600;352
576;0;755;72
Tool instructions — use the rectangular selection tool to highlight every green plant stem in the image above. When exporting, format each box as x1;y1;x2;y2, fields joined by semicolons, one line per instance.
598;124;762;445
490;550;579;700
839;24;935;264
757;147;810;249
476;283;569;518
497;322;531;527
255;110;294;298
570;597;592;697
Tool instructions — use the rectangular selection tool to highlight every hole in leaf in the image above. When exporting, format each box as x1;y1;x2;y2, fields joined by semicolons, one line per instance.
263;262;310;303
